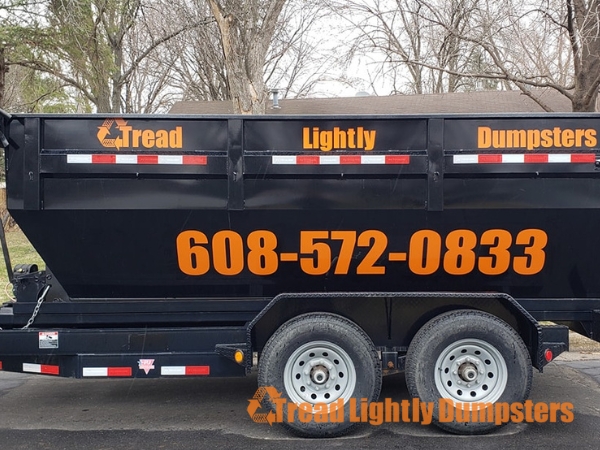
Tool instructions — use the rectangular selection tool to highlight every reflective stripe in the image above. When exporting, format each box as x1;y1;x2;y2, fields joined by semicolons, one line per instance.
66;154;208;165
453;154;595;164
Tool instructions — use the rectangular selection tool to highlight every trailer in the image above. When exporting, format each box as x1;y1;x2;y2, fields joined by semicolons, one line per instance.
2;110;597;436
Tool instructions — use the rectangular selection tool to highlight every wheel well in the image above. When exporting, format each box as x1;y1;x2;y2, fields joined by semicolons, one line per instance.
249;292;538;361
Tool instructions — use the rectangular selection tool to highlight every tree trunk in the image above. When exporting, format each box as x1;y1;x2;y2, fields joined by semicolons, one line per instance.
0;47;6;109
207;0;286;114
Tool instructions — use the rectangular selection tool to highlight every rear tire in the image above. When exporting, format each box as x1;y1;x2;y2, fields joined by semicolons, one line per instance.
258;313;382;437
405;309;532;434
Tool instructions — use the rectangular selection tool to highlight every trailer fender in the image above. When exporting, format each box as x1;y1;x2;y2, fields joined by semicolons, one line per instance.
246;291;568;371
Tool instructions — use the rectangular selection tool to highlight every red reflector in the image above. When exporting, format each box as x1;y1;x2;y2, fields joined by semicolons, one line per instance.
107;367;133;377
185;366;210;376
524;154;548;163
0;361;3;370
479;154;502;164
572;153;596;163
297;156;320;165
340;155;361;165
182;155;208;165
92;154;116;164
385;155;410;165
41;364;60;375
138;155;159;164
545;349;553;362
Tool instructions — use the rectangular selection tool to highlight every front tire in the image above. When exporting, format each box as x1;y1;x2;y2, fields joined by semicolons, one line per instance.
405;310;532;434
258;313;382;437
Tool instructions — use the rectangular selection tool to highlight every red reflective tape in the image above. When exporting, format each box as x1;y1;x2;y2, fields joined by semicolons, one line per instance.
137;155;159;164
92;154;116;164
340;155;361;165
107;367;132;377
296;156;320;165
182;155;208;165
524;154;548;163
479;154;502;164
385;155;410;164
41;365;60;375
185;366;210;376
0;361;3;370
571;153;596;163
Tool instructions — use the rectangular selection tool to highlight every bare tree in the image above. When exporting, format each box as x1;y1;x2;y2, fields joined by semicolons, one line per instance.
167;0;340;104
265;0;345;99
6;0;204;113
162;0;229;103
346;0;599;111
206;0;287;114
568;0;600;111
333;0;483;95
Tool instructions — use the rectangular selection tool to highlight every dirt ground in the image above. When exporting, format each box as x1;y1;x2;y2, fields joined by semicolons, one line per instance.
569;330;600;352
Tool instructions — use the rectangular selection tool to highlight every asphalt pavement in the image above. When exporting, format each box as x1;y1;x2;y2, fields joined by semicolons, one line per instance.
0;352;599;449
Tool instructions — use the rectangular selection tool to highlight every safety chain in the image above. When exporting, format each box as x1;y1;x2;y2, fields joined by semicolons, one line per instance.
21;285;51;330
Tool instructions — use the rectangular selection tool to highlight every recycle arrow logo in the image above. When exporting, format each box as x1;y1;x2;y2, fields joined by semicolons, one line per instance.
247;386;282;426
97;118;128;150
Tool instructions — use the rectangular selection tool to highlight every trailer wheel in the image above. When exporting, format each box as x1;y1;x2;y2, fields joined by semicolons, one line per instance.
405;310;532;434
258;313;382;437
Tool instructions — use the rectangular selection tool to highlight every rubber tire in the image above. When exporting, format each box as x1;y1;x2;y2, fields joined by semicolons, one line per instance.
258;313;382;437
405;309;532;434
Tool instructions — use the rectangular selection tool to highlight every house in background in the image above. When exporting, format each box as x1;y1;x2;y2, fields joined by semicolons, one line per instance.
169;89;572;115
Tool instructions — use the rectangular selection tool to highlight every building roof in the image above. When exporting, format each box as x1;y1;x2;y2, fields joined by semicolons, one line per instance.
169;89;573;115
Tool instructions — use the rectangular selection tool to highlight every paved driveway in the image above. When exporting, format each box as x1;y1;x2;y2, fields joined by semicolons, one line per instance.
0;352;599;449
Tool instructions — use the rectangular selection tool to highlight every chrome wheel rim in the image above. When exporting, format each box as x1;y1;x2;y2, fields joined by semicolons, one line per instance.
435;338;508;404
283;341;356;406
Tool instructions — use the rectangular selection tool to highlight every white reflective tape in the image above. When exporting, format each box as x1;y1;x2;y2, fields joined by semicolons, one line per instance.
22;363;41;373
115;154;138;164
158;155;183;165
502;154;525;163
161;366;186;376
362;155;386;164
548;154;571;163
83;367;108;377
67;154;92;164
319;155;340;165
272;155;297;165
453;155;479;164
